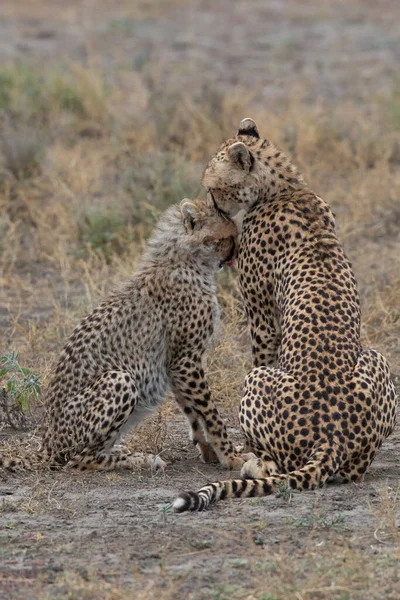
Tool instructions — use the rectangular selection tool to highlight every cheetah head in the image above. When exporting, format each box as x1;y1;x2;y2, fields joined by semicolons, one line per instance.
202;117;305;217
180;197;239;268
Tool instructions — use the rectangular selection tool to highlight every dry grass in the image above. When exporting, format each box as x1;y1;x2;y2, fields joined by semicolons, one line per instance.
1;61;399;407
0;42;399;482
5;538;399;600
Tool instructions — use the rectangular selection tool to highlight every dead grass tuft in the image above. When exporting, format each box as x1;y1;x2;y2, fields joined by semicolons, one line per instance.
1;51;399;459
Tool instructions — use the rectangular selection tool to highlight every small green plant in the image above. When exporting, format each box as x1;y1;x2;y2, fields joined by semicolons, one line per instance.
275;477;293;502
0;62;47;119
294;512;346;529
0;351;41;429
52;78;86;116
0;62;103;125
1;120;44;177
226;558;248;568
0;71;14;110
0;499;20;513
211;585;244;600
190;537;215;550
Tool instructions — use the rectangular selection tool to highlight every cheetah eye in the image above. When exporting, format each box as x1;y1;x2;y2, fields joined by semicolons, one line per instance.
209;191;229;220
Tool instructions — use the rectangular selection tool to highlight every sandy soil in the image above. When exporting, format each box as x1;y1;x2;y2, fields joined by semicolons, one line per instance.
1;409;399;599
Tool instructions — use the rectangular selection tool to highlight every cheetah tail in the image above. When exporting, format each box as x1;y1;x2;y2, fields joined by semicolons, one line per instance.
0;450;47;472
172;445;338;513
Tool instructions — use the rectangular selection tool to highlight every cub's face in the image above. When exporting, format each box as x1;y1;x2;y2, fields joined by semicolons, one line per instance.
180;197;239;267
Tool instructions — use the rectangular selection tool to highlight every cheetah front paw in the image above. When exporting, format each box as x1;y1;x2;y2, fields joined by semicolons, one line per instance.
112;444;130;457
241;452;258;462
240;457;264;479
234;444;257;463
235;443;253;455
220;454;246;470
197;442;219;464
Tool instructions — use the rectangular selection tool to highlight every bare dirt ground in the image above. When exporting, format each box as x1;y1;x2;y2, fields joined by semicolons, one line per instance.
1;414;400;599
0;1;399;598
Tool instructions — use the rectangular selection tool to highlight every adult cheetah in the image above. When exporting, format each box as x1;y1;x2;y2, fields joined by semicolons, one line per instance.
1;198;246;473
173;118;397;512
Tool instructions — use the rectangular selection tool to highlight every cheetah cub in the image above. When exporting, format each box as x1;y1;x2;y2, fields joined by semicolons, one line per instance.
1;198;245;473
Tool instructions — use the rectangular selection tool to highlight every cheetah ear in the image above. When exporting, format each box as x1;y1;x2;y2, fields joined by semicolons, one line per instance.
228;142;254;171
237;118;260;139
180;199;197;230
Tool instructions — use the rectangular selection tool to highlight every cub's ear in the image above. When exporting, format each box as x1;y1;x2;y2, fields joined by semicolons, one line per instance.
237;117;260;139
228;142;254;171
180;199;197;230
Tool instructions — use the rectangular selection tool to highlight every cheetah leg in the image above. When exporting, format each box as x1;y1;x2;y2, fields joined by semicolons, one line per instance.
338;460;369;483
174;391;219;463
170;357;244;469
68;450;166;472
57;370;165;472
340;349;397;481
239;366;299;474
251;329;281;368
242;301;281;367
110;444;130;456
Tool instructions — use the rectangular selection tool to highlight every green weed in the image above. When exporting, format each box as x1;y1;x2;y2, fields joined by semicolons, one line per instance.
293;512;346;529
0;351;41;428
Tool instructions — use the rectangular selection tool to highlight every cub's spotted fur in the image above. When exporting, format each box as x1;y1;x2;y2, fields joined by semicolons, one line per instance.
1;198;245;473
173;119;397;512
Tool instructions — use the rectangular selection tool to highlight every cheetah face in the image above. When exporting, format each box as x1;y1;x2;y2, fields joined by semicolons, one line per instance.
202;118;262;217
180;198;239;267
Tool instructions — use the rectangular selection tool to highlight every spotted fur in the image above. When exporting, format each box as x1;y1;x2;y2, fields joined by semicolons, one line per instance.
173;119;397;512
1;198;245;473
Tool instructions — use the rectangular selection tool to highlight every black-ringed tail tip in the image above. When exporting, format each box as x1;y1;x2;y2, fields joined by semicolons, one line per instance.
173;494;201;513
172;478;277;513
172;490;215;512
